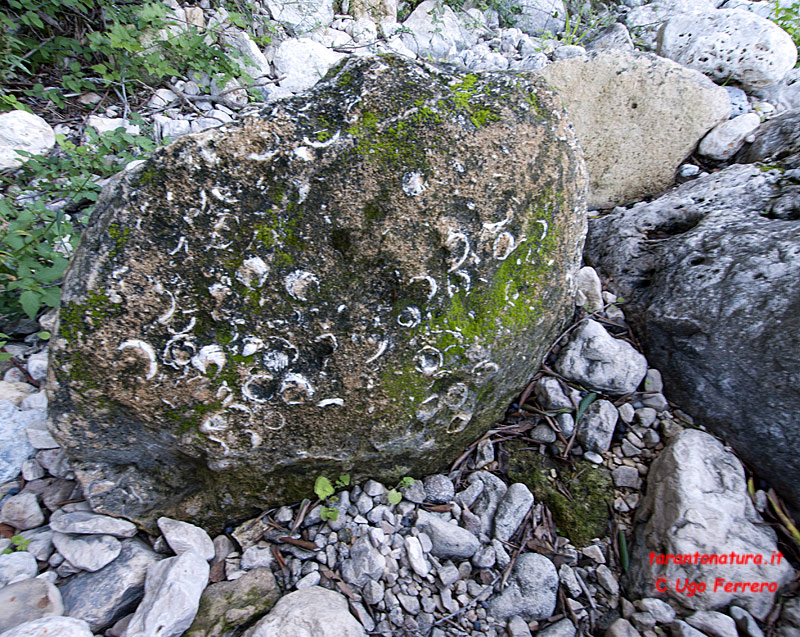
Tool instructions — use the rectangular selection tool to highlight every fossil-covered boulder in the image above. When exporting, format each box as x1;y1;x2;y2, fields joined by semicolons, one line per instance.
47;55;587;530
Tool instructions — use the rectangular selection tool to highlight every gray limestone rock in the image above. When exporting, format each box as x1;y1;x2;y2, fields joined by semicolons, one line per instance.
0;551;38;587
585;163;800;517
730;606;765;637
60;538;162;632
534;377;574;411
685;611;738;637
423;474;454;504
125;550;210;637
52;532;121;572
577;399;619;454
49;511;137;538
185;567;279;637
658;9;797;90
0;578;64;633
469;471;508;538
415;510;480;560
627;430;794;620
737;108;800;170
48;54;587;530
242;586;364;637
0;493;44;530
157;517;215;561
0;616;93;637
340;536;386;587
0;402;35;482
605;618;640;637
538;50;729;208
264;0;333;36
538;618;576;637
555;320;646;395
493;482;533;542
487;553;558;621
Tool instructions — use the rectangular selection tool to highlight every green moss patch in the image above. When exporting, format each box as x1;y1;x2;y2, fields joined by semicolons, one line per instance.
506;439;613;547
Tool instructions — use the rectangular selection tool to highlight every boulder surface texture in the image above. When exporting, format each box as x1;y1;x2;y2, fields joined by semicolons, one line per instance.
539;50;729;208
48;55;587;530
627;429;793;619
585;163;800;517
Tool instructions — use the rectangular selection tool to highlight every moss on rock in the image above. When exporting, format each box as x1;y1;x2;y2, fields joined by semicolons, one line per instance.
506;439;613;547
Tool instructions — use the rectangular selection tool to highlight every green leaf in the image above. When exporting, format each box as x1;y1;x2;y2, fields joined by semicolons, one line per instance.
574;391;597;424
320;505;339;522
387;489;402;505
335;474;350;488
37;331;51;340
314;476;334;501
19;289;41;319
398;476;415;489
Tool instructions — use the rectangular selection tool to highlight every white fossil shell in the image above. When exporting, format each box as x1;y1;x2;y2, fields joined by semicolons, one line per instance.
444;383;469;409
262;337;298;373
447;412;472;434
263;411;285;431
402;171;426;196
284;270;319;301
200;413;228;433
236;256;269;288
244;429;263;448
445;231;470;273
397;305;421;328
163;335;197;368
317;398;344;407
415;346;443;377
208;283;231;303
191;344;226;375
280;373;314;405
242;336;264;357
365;340;388;364
493;232;517;261
415;394;440;423
118;339;158;380
242;374;276;403
410;275;438;302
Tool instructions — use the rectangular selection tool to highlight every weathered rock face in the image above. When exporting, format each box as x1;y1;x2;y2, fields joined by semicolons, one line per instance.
48;55;587;530
627;430;793;619
538;50;730;209
585;163;800;516
736;108;800;169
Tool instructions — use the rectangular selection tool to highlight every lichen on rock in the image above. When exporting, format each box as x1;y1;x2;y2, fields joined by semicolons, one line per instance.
47;55;587;530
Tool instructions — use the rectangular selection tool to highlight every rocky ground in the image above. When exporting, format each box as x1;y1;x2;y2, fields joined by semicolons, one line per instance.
0;271;798;636
1;0;800;635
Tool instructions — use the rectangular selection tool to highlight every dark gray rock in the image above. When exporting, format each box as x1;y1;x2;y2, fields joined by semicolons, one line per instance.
585;163;800;516
737;108;800;170
48;54;588;530
60;538;162;632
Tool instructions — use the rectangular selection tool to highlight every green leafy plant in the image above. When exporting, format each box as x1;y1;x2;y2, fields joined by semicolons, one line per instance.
772;0;800;61
2;534;31;554
315;474;350;521
387;476;416;505
0;124;157;319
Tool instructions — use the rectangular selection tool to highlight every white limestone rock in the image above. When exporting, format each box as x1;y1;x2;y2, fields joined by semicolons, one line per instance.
554;319;647;395
628;429;794;619
538;50;730;208
0;578;64;633
243;586;364;637
157;517;215;562
515;0;566;35
658;9;798;90
52;532;121;572
0;110;55;171
699;113;762;160
271;38;347;95
264;0;334;36
124;551;210;637
625;0;716;50
400;0;477;59
0;617;93;637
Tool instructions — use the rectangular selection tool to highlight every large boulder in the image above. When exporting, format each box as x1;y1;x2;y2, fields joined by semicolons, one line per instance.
585;163;800;516
47;55;587;530
538;50;730;209
627;429;794;619
658;9;798;91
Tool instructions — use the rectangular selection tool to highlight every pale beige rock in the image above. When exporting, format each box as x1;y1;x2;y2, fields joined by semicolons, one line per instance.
243;587;364;637
349;0;396;22
0;111;55;170
539;50;730;208
699;113;761;160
